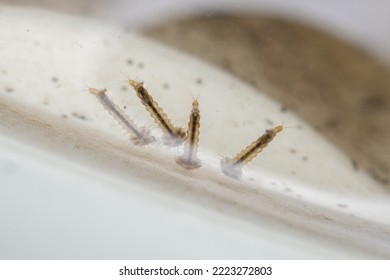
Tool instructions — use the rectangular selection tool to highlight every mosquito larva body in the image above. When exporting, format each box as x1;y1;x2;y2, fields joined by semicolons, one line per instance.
128;80;186;146
88;88;155;145
176;99;202;170
220;125;283;178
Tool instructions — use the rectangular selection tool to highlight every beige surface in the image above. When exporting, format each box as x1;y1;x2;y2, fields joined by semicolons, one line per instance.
3;0;389;187
0;0;97;14
1;5;390;259
144;15;390;187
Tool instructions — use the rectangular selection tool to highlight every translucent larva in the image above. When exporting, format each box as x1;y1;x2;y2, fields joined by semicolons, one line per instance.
88;88;154;145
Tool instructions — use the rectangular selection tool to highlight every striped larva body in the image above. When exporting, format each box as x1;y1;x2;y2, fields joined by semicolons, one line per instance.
176;99;201;169
220;125;283;178
88;88;155;145
128;80;186;146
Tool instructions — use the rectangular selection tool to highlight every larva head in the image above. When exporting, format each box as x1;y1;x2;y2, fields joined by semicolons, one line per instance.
88;88;106;97
265;125;283;137
274;125;283;133
192;99;200;116
128;79;143;91
192;99;199;110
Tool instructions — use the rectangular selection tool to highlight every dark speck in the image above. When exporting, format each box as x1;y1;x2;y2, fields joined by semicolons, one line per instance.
337;204;348;208
61;114;68;119
72;112;87;121
51;77;59;83
126;59;133;65
321;215;332;221
123;105;127;109
120;85;127;92
163;83;170;90
5;87;13;93
137;62;144;69
368;169;389;185
302;156;308;161
290;149;296;154
280;105;288;112
246;78;257;87
196;78;203;85
324;118;339;129
364;95;388;111
221;58;232;69
351;159;359;171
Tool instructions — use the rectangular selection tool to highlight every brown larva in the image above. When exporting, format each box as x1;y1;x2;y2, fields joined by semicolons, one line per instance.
128;80;186;146
176;99;202;170
220;125;283;178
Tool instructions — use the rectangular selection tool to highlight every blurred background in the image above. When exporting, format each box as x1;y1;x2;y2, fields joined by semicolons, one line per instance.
2;0;389;186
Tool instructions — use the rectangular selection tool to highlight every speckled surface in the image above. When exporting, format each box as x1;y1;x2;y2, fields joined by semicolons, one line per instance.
3;0;390;187
2;6;390;258
144;15;390;187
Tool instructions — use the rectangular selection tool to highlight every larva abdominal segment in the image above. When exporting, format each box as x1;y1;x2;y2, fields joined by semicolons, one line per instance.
176;99;202;170
88;88;155;145
129;80;186;146
220;126;283;178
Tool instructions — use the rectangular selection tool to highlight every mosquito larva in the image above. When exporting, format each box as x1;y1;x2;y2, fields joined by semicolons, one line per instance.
128;80;186;146
176;99;201;169
88;88;155;146
220;125;283;178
